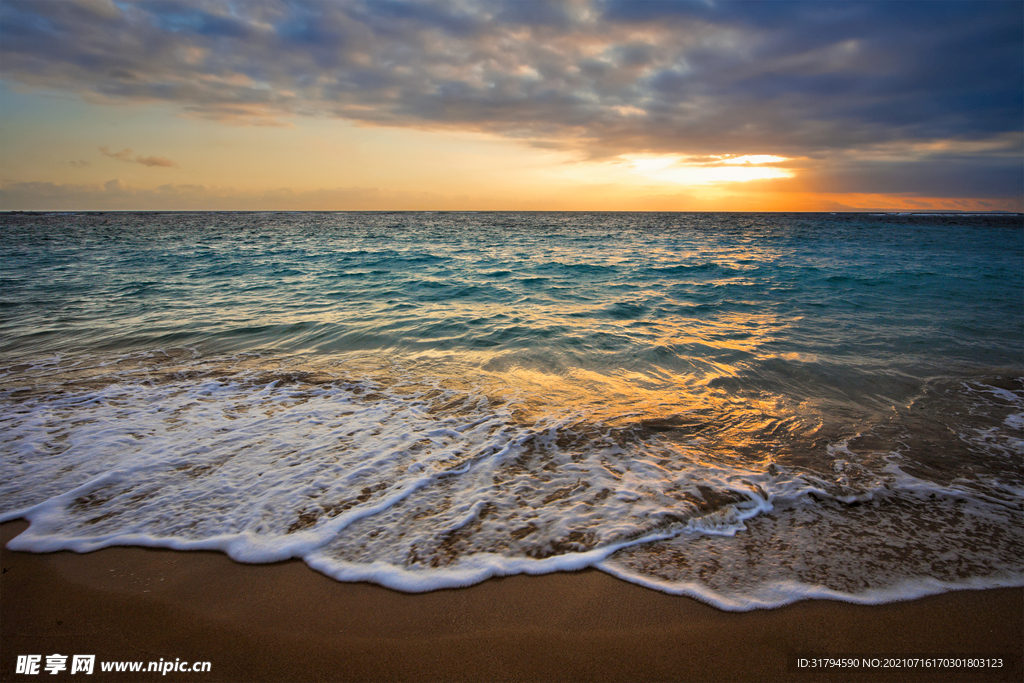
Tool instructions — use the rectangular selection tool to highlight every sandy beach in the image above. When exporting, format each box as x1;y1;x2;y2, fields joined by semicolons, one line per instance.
3;0;1023;679
1;520;1020;682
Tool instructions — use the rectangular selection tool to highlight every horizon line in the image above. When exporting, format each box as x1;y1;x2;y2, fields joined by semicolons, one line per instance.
3;209;1021;215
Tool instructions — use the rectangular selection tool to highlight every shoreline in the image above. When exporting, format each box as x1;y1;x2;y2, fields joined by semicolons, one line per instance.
2;520;1021;682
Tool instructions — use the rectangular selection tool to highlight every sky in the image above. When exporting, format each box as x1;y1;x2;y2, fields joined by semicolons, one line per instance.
0;0;1021;212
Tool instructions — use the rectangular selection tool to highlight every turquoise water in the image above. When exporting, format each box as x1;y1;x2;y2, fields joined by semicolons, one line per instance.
2;211;1022;608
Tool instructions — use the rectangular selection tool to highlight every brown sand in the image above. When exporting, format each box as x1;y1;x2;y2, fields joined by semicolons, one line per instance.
1;520;1021;682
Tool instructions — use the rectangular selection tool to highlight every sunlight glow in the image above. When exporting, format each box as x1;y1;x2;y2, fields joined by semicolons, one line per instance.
621;154;794;185
720;155;788;165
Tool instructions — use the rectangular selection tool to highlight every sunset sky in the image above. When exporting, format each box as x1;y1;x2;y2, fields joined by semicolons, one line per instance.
1;0;1021;212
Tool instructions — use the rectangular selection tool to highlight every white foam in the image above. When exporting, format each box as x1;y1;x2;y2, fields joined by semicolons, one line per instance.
3;367;1023;610
596;562;1024;612
599;483;1024;610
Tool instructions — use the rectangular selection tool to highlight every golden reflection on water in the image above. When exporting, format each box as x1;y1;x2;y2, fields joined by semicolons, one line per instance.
320;298;819;472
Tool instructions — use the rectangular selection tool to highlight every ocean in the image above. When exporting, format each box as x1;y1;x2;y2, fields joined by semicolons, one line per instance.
2;211;1021;610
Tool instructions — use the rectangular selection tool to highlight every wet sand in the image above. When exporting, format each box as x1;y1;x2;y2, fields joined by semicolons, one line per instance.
2;521;1021;682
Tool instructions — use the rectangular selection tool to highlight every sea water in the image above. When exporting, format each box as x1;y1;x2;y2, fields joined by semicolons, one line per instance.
2;211;1021;610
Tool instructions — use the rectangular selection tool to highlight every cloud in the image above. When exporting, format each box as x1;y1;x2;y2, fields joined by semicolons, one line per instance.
135;155;177;167
99;146;178;167
0;178;519;211
1;1;1020;200
100;146;135;162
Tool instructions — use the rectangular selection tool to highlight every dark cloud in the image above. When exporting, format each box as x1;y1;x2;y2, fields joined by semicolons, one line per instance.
144;1;254;39
785;155;1024;199
493;1;575;29
1;0;1020;198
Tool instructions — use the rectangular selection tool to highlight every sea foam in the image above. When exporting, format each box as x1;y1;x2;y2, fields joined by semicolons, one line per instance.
3;361;1021;610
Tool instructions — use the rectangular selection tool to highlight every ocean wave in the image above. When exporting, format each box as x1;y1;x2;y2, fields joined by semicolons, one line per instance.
2;353;1021;609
